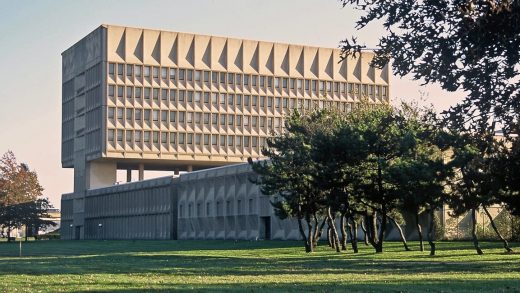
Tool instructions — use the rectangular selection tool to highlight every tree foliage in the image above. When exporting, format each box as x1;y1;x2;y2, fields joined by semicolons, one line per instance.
339;0;520;134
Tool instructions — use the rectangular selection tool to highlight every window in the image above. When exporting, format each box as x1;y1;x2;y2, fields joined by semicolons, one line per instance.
135;109;142;122
117;108;123;122
136;131;142;143
228;136;234;146
186;69;193;81
220;72;226;84
236;115;242;126
126;109;133;123
220;115;226;126
259;76;265;87
187;133;193;145
252;75;257;86
244;116;249;126
195;91;201;103
135;87;142;99
169;68;176;81
187;112;193;123
228;73;234;84
275;97;280;108
212;134;218;145
144;131;151;143
227;94;234;106
204;113;210;124
204;71;210;83
135;65;142;77
228;114;234;126
144;66;150;77
117;86;124;98
153;110;159;122
195;133;201;145
305;79;310;90
179;69;185;80
161;67;167;80
283;78;288;89
178;91;185;102
297;79;303;89
212;113;218;125
252;116;258;127
144;88;151;100
252;137;258;147
170;132;176;145
252;96;258;106
267;76;273;88
170;90;177;102
244;95;250;107
267;97;273;108
187;91;193;103
161;111;167;122
126;87;133;99
126;65;133;78
327;81;332;92
195;70;201;81
179;133;185;144
290;78;295;89
161;132;167;144
260;96;266;108
108;129;115;142
117;64;123;76
244;136;250;147
220;93;226;105
179;112;185;123
108;63;115;75
161;89;168;101
195;112;201;124
236;135;242;147
212;72;218;84
108;85;115;97
236;74;242;85
153;131;159;143
153;67;159;79
211;93;218;105
108;107;115;120
153;88;159;101
244;74;250;86
204;134;209;145
170;111;176;123
220;135;226;146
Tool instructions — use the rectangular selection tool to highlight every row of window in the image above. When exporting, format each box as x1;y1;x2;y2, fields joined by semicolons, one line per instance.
108;86;379;108
108;129;267;148
108;63;389;96
179;198;255;218
108;108;287;129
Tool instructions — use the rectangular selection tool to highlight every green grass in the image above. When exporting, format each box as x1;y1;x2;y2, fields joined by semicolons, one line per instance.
0;240;519;292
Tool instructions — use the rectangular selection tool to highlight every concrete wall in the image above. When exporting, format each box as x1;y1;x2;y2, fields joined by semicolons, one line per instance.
82;176;177;240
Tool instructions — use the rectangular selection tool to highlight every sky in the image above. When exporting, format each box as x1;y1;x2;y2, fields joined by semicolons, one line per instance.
0;0;464;208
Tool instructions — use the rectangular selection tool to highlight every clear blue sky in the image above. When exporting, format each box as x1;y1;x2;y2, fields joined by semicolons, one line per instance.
0;0;463;208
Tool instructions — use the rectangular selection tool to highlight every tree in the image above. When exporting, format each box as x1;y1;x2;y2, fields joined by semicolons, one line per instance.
19;198;57;241
446;131;513;254
249;110;336;252
339;0;520;134
495;135;520;216
0;151;43;241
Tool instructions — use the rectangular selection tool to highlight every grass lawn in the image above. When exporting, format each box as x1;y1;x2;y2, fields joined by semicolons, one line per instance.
0;240;519;292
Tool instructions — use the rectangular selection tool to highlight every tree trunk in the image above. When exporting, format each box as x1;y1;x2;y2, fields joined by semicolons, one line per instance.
471;208;484;255
314;217;327;246
388;215;411;251
340;213;348;251
327;208;341;253
482;206;513;253
348;218;359;253
375;209;387;253
360;218;369;245
427;209;436;256
7;226;11;243
306;219;315;253
415;212;424;252
297;218;312;253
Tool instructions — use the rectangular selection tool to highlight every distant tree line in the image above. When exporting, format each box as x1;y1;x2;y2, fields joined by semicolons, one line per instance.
249;102;519;255
0;151;56;241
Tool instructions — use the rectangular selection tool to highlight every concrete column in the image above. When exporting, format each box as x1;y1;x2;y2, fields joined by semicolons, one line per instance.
138;163;144;181
187;165;193;172
174;168;180;175
126;169;132;183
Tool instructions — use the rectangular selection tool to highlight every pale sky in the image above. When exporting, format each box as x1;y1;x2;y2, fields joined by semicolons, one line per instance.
0;0;463;208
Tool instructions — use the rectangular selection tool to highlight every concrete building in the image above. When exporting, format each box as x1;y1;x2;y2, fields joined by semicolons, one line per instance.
60;25;390;240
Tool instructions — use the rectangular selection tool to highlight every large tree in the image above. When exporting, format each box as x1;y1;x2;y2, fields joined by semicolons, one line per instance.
0;151;43;241
339;0;520;134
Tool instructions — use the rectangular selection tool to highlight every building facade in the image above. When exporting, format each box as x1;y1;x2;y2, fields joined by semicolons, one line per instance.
61;25;390;240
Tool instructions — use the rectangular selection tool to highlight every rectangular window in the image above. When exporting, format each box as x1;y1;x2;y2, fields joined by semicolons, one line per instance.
144;66;151;77
126;109;133;123
236;115;242;126
108;129;115;142
170;90;177;102
195;91;201;103
204;92;210;104
135;131;142;143
228;94;234;106
236;94;242;106
252;137;258;147
252;96;258;107
228;114;234;126
195;134;201;145
117;86;124;98
108;107;115;119
252;75;258;86
153;110;159;122
144;131;151;143
153;88;159;101
179;69;185;80
161;132;167;144
267;76;273;88
117;130;123;142
187;70;193;81
108;63;115;75
117;64;124;76
195;70;201;82
260;76;265;87
161;67;167;80
244;136;250;147
126;87;133;99
135;87;142;99
228;136;234;146
204;71;210;83
179;133;185;144
179;90;185;102
108;85;115;97
212;113;218;125
161;111;167;122
220;135;226;146
179;112;185;123
187;112;193;123
211;93;218;105
204;113;210;124
244;74;250;86
204;134;209;145
170;68;176;81
170;132;176;145
195;112;201;124
161;89;168;101
135;66;142;78
187;91;193;103
220;93;226;105
236;135;242;147
126;65;133;78
244;95;250;107
117;108;123;122
212;135;218;145
297;79;303;90
243;116;249;126
170;111;176;123
220;72;226;84
153;131;159;143
283;78;288;89
153;67;159;79
212;72;218;84
187;133;193;145
228;73;234;85
236;74;242;85
135;109;142;122
144;87;151;100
